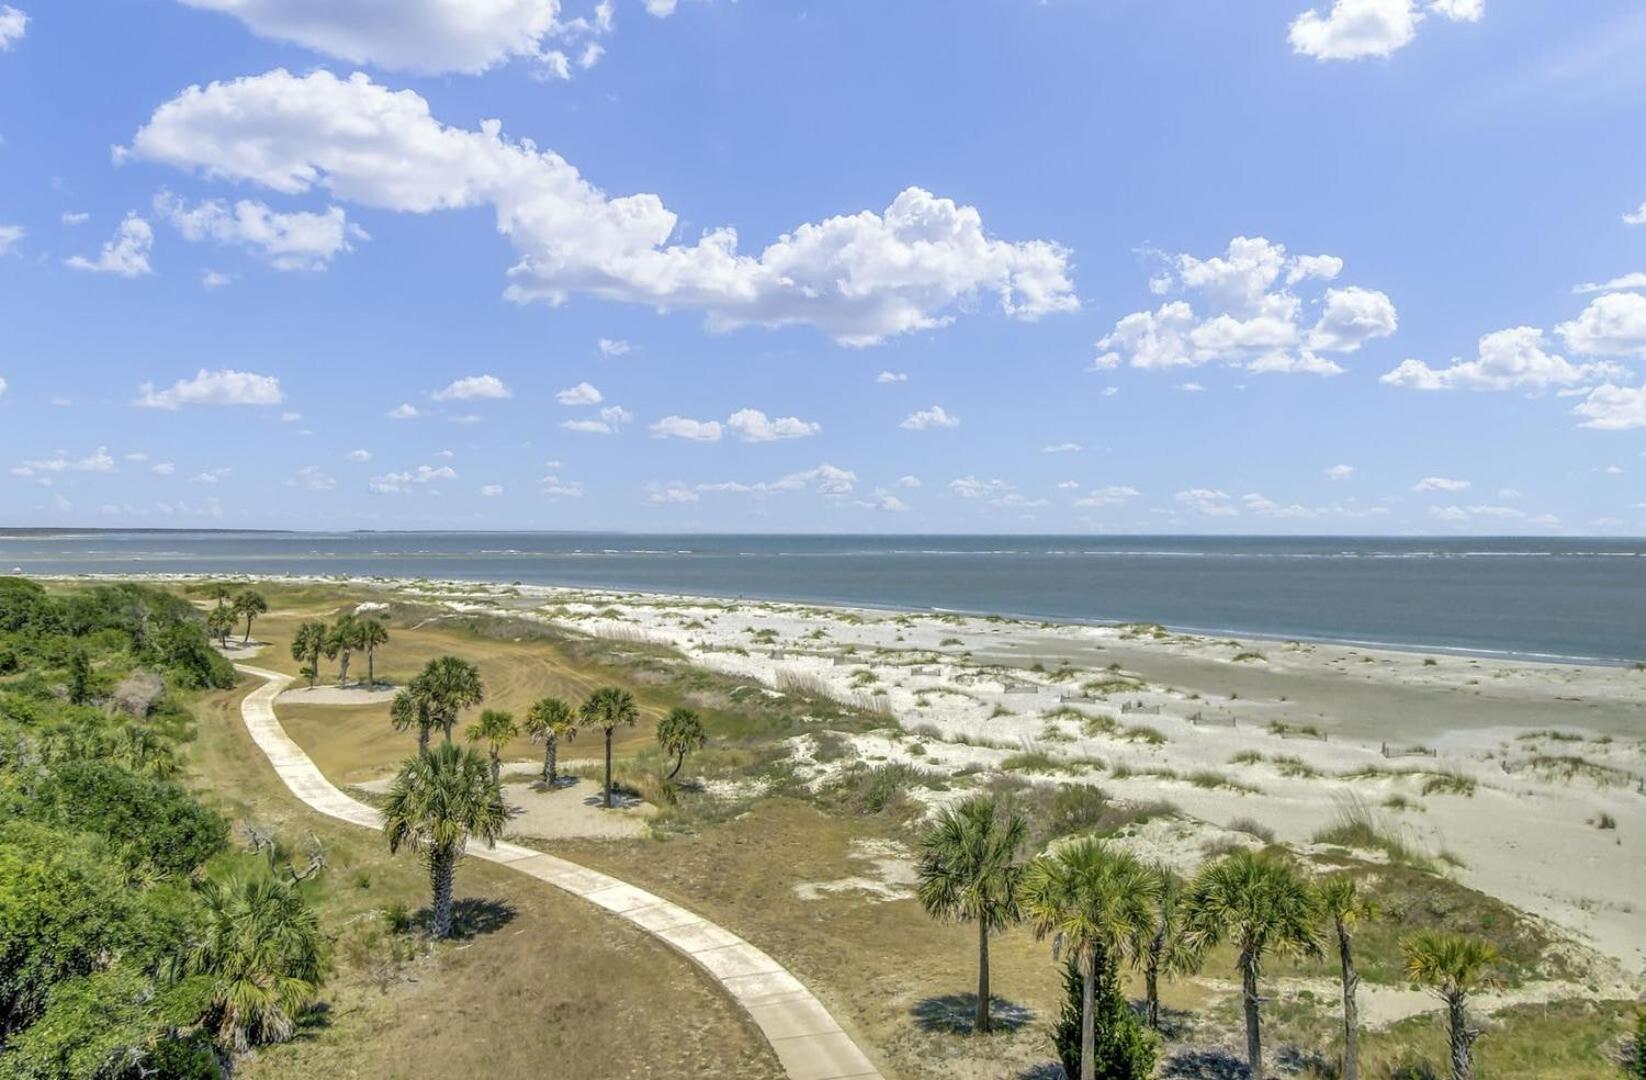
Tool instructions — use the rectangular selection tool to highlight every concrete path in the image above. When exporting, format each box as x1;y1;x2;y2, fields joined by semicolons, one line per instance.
235;664;883;1080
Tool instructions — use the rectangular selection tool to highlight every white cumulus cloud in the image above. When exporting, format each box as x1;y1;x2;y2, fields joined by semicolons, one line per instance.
1572;384;1646;430
1412;476;1469;492
1093;237;1395;377
66;214;153;277
155;190;364;270
1555;292;1646;359
369;463;456;494
1289;0;1481;62
127;70;1078;346
176;0;609;77
135;368;283;409
725;408;820;442
0;6;25;50
432;374;512;401
1380;326;1619;392
555;381;603;405
650;415;723;442
900;405;960;431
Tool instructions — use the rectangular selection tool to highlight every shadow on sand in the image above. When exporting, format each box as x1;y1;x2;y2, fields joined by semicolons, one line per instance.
910;992;1035;1034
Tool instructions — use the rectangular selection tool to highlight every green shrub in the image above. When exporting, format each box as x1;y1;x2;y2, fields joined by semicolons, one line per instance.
1051;947;1158;1080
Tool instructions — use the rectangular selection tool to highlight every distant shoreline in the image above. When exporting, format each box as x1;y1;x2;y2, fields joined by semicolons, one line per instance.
23;568;1639;670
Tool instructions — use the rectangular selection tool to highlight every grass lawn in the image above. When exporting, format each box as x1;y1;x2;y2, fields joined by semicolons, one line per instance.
183;671;783;1079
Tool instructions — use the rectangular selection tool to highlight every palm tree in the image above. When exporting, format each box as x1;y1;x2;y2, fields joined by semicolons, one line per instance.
525;695;577;785
1402;933;1498;1080
1019;838;1155;1080
232;589;268;644
382;742;509;939
656;706;707;781
207;605;236;648
185;875;327;1053
1182;850;1322;1080
1137;861;1193;1031
915;794;1027;1034
390;685;436;755
209;582;234;609
466;708;519;785
358;617;389;687
579;686;638;809
1321;875;1376;1080
419;656;485;744
290;621;328;688
324;612;361;687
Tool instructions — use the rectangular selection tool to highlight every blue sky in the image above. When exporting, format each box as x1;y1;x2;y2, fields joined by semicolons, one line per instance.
1;0;1644;533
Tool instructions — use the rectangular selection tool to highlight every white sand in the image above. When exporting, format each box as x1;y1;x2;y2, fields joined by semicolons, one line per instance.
277;683;398;705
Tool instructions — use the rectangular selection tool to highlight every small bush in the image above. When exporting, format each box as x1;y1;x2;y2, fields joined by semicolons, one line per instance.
1227;816;1275;842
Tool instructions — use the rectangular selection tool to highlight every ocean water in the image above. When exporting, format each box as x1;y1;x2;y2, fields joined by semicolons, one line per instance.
2;531;1642;665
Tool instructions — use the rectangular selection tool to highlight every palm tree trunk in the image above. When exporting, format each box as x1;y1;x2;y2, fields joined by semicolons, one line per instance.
490;748;501;785
418;725;430;756
1337;924;1360;1080
1146;929;1163;1029
307;654;318;689
1081;951;1096;1080
338;651;350;688
430;844;456;939
667;751;684;781
1447;993;1474;1080
367;648;375;687
542;737;555;783
1241;949;1263;1080
242;616;253;644
603;728;614;808
975;920;991;1034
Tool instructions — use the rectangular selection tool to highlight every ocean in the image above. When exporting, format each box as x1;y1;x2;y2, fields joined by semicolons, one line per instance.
2;531;1642;665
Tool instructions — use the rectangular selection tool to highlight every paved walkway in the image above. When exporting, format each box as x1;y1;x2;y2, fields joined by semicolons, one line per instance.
235;664;883;1080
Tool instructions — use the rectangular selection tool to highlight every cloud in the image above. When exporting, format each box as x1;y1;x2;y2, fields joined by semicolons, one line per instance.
61;211;89;226
1572;383;1646;430
695;463;856;498
292;465;335;490
645;482;700;505
479;483;504;497
644;0;677;14
948;476;1045;508
201;270;234;288
176;0;609;77
388;402;420;419
1411;476;1469;492
876;370;908;383
555;381;603;405
1073;485;1140;508
1572;272;1646;295
0;377;6;397
896;475;921;489
650;415;722;442
10;447;116;477
190;467;232;484
1555;292;1646;359
0;225;23;255
1289;0;1481;62
1042;442;1081;454
859;490;910;512
1325;464;1355;480
135;368;283;409
369;463;456;494
597;337;630;357
432;374;512;401
1093;237;1394;377
1175;488;1237;516
900;404;960;431
1626;203;1646;227
128;70;1078;346
65;214;153;277
0;6;24;50
725;408;820;442
1380;326;1619;392
155;190;364;270
560;404;632;434
152;462;176;475
1429;504;1558;527
345;449;371;462
541;474;584;498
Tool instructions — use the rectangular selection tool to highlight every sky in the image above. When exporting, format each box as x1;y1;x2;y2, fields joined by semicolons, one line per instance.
1;0;1644;534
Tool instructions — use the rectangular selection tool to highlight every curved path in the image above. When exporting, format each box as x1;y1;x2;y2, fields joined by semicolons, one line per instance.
235;664;883;1080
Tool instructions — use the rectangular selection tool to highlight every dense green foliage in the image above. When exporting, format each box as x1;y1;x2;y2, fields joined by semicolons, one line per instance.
1051;949;1158;1080
0;580;324;1076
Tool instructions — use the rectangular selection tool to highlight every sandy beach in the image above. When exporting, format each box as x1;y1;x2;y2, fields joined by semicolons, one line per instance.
51;572;1646;985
